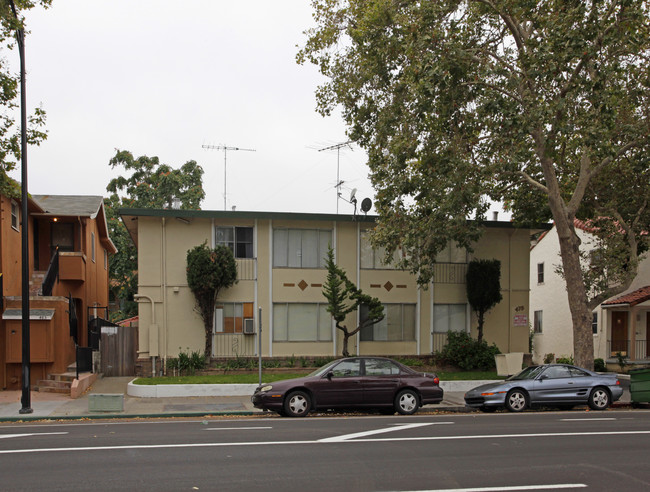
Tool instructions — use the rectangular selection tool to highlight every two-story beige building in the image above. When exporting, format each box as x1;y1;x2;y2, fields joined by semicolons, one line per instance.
120;208;539;375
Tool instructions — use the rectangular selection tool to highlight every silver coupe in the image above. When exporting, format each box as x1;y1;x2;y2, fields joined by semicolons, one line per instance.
464;364;623;412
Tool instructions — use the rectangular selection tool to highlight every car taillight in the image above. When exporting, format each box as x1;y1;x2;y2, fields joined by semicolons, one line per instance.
433;376;440;385
616;379;620;385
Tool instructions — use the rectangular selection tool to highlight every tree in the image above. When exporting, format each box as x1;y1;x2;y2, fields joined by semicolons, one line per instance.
105;150;205;320
323;246;384;357
0;0;50;197
299;1;650;369
186;242;238;358
466;259;502;343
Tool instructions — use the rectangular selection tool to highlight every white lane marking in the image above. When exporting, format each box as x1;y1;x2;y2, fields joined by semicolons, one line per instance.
0;432;67;440
205;426;272;431
1;429;648;454
400;485;587;491
319;423;433;442
560;418;616;421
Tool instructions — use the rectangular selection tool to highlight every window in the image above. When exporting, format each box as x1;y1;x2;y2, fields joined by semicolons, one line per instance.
365;358;401;376
592;312;598;334
273;228;331;268
215;226;254;259
542;365;570;379
435;242;467;263
273;303;332;341
215;302;247;333
360;230;401;269
537;263;544;284
360;304;416;341
10;200;19;231
534;310;543;334
104;249;108;270
91;232;96;262
433;304;467;333
330;359;361;378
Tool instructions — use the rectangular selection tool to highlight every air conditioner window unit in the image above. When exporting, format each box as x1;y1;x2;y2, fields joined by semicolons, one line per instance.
243;318;255;335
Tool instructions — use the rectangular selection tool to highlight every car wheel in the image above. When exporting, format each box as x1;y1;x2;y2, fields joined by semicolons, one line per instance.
505;389;529;412
284;390;311;417
479;406;497;413
588;387;610;410
395;389;420;415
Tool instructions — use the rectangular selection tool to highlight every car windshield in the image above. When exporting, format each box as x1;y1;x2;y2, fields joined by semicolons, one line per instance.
506;365;545;381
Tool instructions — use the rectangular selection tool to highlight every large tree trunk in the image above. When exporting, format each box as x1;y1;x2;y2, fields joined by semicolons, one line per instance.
538;147;595;370
554;215;594;370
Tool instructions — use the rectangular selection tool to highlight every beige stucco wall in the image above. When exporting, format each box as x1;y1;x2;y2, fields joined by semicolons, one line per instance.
134;213;533;365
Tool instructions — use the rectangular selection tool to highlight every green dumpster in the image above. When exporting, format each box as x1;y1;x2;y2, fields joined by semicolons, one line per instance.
629;368;650;404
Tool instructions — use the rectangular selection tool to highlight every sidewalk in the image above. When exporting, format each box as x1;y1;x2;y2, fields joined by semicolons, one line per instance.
0;376;631;422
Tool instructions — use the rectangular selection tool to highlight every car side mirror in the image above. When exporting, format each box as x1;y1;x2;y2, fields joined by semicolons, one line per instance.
539;375;548;381
326;371;333;380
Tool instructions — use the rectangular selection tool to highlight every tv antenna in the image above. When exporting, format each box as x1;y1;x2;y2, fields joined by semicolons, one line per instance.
202;144;256;210
318;141;352;213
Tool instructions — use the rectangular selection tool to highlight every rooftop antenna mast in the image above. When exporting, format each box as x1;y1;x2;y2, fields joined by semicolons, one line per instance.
318;141;352;213
202;144;256;210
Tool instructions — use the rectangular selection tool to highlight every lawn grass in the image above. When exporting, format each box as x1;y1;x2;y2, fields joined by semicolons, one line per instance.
132;370;502;385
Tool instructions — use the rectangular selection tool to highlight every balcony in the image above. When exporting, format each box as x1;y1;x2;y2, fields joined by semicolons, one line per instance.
237;258;256;281
434;263;467;284
58;252;86;281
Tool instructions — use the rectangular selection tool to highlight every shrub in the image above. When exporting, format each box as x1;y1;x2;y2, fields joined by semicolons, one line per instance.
556;355;574;364
436;331;501;371
543;353;555;364
594;358;607;372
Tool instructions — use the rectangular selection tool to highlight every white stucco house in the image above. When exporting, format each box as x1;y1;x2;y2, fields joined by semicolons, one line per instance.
530;220;650;368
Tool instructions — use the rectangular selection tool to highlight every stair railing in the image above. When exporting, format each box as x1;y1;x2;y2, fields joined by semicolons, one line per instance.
41;247;59;296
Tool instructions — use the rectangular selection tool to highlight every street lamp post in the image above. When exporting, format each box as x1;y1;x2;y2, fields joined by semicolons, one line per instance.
9;0;33;414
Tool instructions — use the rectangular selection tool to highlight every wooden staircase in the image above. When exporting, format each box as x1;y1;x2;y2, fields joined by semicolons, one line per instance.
35;372;77;394
29;270;46;296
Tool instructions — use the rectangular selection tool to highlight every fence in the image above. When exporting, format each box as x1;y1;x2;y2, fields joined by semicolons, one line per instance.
100;324;138;376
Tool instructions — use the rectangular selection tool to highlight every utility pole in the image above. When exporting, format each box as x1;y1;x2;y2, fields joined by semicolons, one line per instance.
318;141;352;213
202;144;256;210
9;0;32;414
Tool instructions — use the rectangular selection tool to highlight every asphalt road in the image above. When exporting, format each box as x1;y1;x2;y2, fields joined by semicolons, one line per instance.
1;411;649;491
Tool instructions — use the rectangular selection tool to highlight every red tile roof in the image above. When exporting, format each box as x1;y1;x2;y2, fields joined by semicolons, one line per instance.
602;286;650;307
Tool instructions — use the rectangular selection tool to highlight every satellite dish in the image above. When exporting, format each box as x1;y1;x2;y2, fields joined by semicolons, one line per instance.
360;198;372;213
350;188;357;202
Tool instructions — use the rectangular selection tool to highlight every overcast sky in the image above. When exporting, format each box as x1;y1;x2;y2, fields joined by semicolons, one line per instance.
8;0;374;214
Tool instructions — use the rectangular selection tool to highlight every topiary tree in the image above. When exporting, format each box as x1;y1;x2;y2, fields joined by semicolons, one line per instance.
466;259;503;343
323;246;384;357
186;242;237;357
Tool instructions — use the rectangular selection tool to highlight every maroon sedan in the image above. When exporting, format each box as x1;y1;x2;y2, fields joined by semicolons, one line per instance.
251;357;443;417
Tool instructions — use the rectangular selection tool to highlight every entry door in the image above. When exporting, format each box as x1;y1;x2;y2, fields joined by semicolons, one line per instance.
611;312;628;356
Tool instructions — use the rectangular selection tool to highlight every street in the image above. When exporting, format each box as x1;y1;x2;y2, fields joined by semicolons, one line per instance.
1;411;649;491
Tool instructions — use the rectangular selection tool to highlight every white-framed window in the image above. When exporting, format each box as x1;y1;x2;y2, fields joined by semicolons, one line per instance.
360;230;402;269
214;302;244;333
537;262;544;284
360;303;416;341
592;312;598;334
10;200;19;231
273;303;332;341
534;310;543;334
435;243;467;263
215;226;254;259
91;232;96;262
273;228;331;268
433;304;467;333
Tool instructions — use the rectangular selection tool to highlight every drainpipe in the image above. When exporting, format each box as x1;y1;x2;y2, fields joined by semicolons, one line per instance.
161;217;168;375
134;294;156;377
